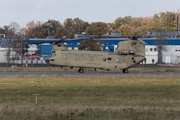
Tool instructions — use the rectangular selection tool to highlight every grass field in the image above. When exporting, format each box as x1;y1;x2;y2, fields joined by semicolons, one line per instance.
0;75;180;119
1;67;180;73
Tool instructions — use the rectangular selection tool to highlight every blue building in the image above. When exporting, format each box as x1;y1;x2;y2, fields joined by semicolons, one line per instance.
28;37;180;61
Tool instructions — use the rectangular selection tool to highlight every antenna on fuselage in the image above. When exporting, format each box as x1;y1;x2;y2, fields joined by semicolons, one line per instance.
178;8;179;36
128;36;138;40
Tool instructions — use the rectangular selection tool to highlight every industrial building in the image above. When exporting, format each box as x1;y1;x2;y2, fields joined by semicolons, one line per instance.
1;32;180;64
0;35;38;63
28;35;180;64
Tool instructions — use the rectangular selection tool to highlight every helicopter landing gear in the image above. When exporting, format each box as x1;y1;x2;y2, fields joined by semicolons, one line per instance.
45;59;49;63
78;68;84;73
123;69;129;73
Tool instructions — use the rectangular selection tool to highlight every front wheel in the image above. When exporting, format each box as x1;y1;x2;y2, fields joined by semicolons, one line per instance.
123;69;129;73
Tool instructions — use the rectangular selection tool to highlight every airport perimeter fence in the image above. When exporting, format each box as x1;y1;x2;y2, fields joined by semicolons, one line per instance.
0;60;54;68
8;60;47;64
0;63;52;67
0;60;178;68
0;63;53;68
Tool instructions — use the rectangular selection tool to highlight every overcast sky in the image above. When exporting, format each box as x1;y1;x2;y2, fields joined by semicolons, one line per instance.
0;0;179;28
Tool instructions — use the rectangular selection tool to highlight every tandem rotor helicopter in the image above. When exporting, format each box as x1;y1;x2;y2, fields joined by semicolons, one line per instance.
38;36;145;73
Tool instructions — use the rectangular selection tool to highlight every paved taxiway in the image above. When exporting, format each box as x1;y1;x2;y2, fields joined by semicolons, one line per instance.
0;72;178;76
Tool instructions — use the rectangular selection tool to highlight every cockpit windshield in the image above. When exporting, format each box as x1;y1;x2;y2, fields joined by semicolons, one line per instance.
50;51;56;57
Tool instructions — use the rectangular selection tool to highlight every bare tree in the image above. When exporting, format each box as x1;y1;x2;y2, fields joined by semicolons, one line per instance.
153;32;167;63
4;22;28;63
4;26;15;63
8;22;20;34
11;33;29;61
5;38;13;63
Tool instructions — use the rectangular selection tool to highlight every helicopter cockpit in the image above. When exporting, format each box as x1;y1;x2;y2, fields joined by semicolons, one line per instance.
45;51;56;63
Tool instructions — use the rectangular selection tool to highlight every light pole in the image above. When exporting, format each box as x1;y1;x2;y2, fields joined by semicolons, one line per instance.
178;9;179;36
45;23;52;37
32;93;40;104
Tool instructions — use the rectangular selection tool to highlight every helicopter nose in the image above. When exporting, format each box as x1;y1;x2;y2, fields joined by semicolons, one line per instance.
45;59;49;63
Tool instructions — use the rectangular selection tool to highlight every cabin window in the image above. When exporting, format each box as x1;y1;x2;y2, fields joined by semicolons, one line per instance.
51;59;54;61
116;58;119;62
77;56;80;59
53;54;56;57
154;48;157;51
150;48;152;51
63;55;67;59
90;57;93;60
108;58;112;60
103;57;106;61
58;45;61;47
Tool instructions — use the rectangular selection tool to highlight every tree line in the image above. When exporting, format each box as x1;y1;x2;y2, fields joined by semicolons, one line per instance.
0;11;180;39
0;11;179;61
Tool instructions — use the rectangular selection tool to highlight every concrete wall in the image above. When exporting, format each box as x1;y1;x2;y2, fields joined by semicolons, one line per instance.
162;46;180;64
145;45;180;64
0;48;17;63
145;46;158;64
0;46;37;63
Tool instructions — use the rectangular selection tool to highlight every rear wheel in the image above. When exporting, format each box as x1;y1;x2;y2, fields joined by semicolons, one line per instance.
78;68;84;73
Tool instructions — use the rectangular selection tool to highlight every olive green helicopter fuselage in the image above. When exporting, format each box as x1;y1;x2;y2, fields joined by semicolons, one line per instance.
46;38;145;73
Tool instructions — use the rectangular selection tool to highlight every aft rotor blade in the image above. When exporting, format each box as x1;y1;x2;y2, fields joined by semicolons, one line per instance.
28;38;85;44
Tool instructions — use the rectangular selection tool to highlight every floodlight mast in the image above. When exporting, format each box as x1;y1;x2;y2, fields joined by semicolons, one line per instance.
178;9;179;36
177;9;179;36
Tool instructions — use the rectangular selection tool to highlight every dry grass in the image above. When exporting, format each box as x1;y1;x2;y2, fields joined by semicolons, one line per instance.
0;75;180;119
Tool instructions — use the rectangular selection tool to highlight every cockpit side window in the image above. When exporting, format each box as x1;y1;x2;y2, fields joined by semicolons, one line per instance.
50;51;56;57
116;45;119;50
52;51;56;57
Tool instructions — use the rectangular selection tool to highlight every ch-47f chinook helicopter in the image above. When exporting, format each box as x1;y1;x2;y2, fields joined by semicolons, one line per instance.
45;37;145;73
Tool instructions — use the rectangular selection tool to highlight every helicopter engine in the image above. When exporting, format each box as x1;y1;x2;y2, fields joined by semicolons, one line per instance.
117;49;134;55
115;39;145;57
